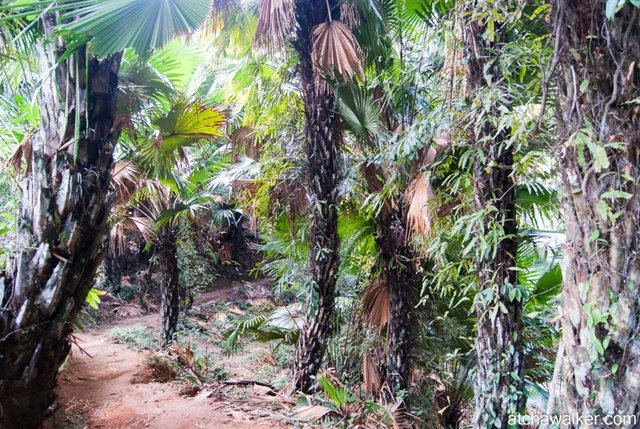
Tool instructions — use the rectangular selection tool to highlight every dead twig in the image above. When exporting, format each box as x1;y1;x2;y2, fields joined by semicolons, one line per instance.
222;380;276;390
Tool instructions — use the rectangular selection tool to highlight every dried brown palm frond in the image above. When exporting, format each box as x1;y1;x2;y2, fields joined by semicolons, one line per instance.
111;161;142;205
362;277;390;331
4;133;32;177
230;126;261;160
206;0;238;32
109;215;152;256
113;302;143;318
362;352;381;395
211;0;237;16
311;20;364;84
405;172;435;238
340;1;360;29
254;0;295;48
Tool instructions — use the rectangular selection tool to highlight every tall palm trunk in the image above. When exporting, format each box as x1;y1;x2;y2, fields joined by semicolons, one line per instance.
0;20;121;429
462;3;524;427
376;204;416;398
363;164;417;399
553;1;640;421
158;226;180;345
291;0;343;392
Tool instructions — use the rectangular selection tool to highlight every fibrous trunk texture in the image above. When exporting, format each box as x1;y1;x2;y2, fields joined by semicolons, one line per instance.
553;1;640;422
376;204;417;401
291;0;342;392
0;18;121;429
364;163;417;403
463;3;524;427
159;227;180;345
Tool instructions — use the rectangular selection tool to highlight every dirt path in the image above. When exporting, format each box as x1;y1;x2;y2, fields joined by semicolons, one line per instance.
55;286;291;429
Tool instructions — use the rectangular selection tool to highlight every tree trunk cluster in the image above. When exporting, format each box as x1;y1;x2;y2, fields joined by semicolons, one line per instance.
0;17;121;429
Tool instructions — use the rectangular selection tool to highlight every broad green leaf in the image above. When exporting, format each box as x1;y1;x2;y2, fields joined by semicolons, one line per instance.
586;141;609;172
86;287;106;309
61;0;211;57
579;79;589;93
155;101;226;153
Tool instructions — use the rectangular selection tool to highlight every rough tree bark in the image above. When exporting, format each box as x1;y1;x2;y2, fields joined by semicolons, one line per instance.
377;204;417;400
290;0;343;392
362;163;418;402
158;227;180;345
462;3;524;427
553;1;640;423
0;17;121;429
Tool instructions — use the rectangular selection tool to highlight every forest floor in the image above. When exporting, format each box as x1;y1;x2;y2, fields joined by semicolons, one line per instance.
52;279;310;429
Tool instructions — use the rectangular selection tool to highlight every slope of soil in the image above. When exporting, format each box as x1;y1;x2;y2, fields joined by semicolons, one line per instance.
54;282;293;429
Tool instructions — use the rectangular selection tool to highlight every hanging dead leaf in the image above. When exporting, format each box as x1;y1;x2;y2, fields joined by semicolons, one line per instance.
406;172;435;238
4;132;32;177
254;0;295;48
311;20;363;83
362;277;390;330
362;353;381;395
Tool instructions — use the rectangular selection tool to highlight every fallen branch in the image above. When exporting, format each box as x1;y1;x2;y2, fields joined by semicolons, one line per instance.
222;380;275;390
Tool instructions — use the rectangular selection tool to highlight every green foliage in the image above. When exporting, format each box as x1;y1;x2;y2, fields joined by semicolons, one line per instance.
177;233;219;301
61;0;211;57
317;374;355;413
107;325;159;350
85;288;106;310
0;172;18;267
223;305;302;354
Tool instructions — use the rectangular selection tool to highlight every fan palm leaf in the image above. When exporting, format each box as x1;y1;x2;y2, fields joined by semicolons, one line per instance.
311;20;364;81
254;0;295;48
59;0;210;57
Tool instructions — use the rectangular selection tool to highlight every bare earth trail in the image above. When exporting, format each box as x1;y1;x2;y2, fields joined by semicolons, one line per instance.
55;285;291;429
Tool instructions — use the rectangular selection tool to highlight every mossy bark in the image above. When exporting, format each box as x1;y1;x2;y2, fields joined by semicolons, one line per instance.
462;3;524;427
553;0;640;422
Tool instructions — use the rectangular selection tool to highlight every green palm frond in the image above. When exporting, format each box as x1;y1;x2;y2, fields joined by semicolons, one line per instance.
337;84;382;147
61;0;211;57
155;100;226;152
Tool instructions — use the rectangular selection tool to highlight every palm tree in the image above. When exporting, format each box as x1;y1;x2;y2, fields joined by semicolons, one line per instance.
253;0;363;391
461;2;523;426
0;1;209;426
335;0;450;405
551;0;640;421
120;91;227;344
